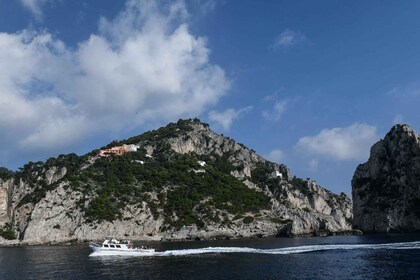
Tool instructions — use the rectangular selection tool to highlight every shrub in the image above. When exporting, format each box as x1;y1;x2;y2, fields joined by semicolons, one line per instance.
85;194;121;222
243;216;254;224
289;176;309;194
0;167;14;180
0;224;16;240
251;163;272;184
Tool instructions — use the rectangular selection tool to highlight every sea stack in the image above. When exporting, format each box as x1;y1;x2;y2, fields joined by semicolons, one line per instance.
352;124;420;232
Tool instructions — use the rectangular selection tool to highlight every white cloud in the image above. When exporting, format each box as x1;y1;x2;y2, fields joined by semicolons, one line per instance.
262;100;287;121
271;29;306;49
265;149;285;163
295;123;378;161
190;0;218;15
20;0;55;19
208;106;252;130
308;159;319;171
387;82;420;97
393;114;404;124
0;0;229;163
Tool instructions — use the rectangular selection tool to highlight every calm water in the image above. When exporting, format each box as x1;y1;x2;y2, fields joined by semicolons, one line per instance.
1;234;419;279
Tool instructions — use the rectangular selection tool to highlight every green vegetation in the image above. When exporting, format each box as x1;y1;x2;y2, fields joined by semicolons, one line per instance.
110;118;206;147
0;167;14;180
80;149;270;228
17;153;85;181
251;163;273;184
159;153;269;229
11;118;271;230
243;216;254;224
250;162;282;192
85;194;121;222
16;153;89;207
0;223;15;240
18;184;50;207
289;176;309;194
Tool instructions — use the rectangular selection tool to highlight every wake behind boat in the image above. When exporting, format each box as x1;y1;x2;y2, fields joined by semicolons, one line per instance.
89;239;420;257
89;238;155;256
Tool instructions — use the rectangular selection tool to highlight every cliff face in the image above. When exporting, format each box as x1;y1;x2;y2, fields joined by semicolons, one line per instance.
0;119;353;245
352;124;420;232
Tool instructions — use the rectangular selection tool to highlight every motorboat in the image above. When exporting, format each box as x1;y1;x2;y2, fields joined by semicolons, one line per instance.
89;238;155;255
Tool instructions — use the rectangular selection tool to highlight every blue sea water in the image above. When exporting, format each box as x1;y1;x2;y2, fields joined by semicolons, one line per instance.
0;234;419;279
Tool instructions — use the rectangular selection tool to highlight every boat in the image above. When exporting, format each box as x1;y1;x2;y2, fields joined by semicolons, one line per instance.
89;238;155;255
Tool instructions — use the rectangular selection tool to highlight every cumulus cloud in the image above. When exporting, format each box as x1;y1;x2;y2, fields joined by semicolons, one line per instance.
0;0;229;164
262;100;287;121
271;29;306;49
208;106;252;130
295;123;378;161
265;149;285;163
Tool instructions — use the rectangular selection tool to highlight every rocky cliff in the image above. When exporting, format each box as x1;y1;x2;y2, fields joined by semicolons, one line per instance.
0;119;353;245
352;124;420;232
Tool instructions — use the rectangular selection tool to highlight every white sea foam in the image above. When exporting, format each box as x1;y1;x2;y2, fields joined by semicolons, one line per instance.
89;241;420;257
157;241;420;256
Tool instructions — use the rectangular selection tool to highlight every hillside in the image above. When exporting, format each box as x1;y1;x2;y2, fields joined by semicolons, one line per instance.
0;119;352;245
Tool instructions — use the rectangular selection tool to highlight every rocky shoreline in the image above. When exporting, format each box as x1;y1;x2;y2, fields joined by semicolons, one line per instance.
0;229;364;247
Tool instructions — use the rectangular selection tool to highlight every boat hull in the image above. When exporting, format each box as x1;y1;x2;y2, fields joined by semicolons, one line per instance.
89;242;155;256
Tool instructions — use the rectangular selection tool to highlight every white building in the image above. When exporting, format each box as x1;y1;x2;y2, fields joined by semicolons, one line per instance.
126;144;139;152
270;170;283;179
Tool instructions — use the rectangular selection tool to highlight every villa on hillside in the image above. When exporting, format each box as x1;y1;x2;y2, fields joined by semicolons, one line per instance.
98;144;139;157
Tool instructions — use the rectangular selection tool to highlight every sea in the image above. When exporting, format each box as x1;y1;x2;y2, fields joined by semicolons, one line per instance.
0;234;419;279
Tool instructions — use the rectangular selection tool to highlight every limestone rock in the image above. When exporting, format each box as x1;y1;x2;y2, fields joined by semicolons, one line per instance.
0;178;14;227
271;180;352;236
45;167;67;185
352;124;420;232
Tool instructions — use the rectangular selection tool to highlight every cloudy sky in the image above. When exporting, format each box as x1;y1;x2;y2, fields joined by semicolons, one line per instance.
1;0;420;195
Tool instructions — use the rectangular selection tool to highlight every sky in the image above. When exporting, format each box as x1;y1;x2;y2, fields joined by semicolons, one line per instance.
1;0;420;196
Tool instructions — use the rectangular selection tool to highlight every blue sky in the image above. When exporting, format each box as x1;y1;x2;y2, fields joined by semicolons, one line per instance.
1;0;420;195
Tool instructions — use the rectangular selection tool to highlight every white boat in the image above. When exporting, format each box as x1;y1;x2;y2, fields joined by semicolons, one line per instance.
89;238;155;255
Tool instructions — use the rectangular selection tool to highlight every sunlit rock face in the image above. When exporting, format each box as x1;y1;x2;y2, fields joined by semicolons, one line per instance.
352;124;420;233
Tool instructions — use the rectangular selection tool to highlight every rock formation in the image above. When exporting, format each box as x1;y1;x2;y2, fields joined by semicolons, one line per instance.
352;124;420;232
0;119;353;245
